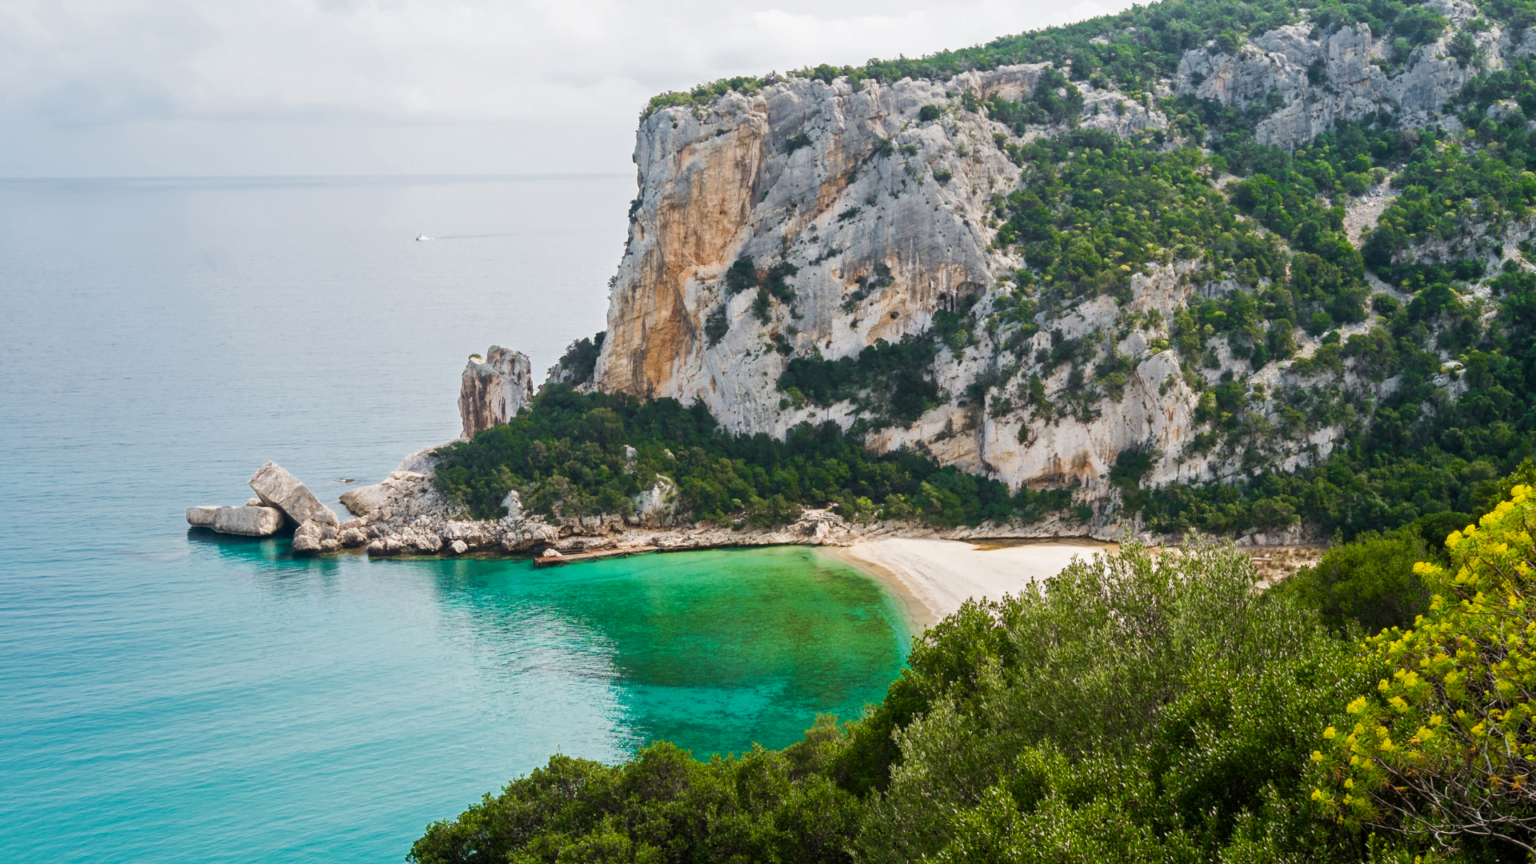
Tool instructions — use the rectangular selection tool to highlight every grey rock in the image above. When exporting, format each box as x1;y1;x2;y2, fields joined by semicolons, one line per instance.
1175;3;1504;148
339;483;392;518
459;346;534;439
211;505;285;536
249;462;337;526
633;476;681;527
501;488;522;521
396;443;451;475
186;506;220;527
450;540;469;555
339;470;427;518
292;518;339;554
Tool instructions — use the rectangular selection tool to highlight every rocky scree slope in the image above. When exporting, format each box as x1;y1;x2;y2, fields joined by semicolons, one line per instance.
591;0;1529;536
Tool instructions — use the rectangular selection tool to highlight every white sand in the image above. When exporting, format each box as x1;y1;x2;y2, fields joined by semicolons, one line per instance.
834;538;1113;629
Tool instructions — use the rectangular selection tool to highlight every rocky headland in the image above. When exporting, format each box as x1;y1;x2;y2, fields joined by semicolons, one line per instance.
191;0;1530;555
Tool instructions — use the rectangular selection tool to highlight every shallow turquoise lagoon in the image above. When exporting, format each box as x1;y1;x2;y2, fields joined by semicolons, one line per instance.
1;538;908;863
0;176;913;862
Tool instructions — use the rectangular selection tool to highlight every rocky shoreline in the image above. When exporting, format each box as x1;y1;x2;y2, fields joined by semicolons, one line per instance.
187;344;1316;560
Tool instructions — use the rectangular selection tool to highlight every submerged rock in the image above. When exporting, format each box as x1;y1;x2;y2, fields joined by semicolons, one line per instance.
459;346;534;439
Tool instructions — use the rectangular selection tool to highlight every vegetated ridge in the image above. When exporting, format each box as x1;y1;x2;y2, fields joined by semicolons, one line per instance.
436;0;1536;544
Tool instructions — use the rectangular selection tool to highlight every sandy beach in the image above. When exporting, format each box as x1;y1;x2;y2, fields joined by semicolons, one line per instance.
831;538;1116;629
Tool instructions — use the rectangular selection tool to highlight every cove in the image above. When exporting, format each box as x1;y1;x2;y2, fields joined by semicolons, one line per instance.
0;533;911;864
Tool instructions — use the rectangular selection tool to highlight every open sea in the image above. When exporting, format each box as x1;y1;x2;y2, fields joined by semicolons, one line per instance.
0;176;913;863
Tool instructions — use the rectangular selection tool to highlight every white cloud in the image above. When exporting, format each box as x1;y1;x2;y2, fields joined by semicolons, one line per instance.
0;0;1133;176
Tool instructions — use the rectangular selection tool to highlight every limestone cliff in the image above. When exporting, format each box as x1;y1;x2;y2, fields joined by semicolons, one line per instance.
589;0;1520;520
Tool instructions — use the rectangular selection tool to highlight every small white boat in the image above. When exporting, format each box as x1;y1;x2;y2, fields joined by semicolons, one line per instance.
416;234;431;241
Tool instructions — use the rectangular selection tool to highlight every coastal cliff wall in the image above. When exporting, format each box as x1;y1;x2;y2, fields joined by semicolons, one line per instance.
591;0;1520;514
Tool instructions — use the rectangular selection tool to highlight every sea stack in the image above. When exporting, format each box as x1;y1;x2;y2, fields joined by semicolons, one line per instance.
459;346;534;439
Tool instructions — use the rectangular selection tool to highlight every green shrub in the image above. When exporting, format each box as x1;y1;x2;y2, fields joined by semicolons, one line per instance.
705;307;729;346
1273;528;1432;635
918;104;942;122
548;333;605;387
433;385;1067;528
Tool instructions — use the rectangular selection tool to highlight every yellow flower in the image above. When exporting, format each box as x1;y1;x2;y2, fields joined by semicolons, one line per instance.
1312;750;1324;762
1347;697;1368;714
1323;726;1337;739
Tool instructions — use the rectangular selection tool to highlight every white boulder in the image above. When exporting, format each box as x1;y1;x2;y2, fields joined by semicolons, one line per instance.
249;462;337;526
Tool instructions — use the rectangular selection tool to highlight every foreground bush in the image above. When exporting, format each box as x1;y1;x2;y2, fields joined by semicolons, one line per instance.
413;480;1536;863
1314;486;1536;856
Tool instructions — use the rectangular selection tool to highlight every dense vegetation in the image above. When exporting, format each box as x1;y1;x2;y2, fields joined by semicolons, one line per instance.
1126;54;1536;539
433;385;1072;528
412;477;1536;862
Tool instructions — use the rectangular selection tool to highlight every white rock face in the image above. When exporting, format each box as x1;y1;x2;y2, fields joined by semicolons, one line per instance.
292;517;339;553
340;471;427;518
1176;0;1504;148
186;506;220;527
460;346;534;439
249;462;337;526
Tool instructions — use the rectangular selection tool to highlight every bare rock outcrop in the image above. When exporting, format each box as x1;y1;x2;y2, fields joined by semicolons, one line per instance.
186;504;285;536
1175;0;1503;148
249;462;337;526
632;476;680;527
340;471;427;518
459;346;534;439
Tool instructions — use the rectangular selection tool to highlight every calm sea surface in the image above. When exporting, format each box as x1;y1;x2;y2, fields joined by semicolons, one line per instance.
0;177;912;863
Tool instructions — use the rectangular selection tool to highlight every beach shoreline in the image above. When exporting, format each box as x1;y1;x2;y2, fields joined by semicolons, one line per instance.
828;538;1117;631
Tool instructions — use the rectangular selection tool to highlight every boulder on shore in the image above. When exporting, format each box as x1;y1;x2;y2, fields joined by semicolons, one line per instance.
292;517;340;554
187;504;285;536
249;462;337;526
339;470;426;518
459;346;533;439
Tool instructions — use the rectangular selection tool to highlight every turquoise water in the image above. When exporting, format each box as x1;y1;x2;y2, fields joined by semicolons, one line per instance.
0;177;911;862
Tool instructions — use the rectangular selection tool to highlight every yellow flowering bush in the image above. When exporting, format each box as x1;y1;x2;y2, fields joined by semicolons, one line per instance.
1311;485;1536;852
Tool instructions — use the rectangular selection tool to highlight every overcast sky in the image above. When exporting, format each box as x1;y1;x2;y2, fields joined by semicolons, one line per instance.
0;0;1133;177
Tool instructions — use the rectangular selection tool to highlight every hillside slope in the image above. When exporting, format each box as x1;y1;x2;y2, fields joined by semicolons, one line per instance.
582;0;1534;539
